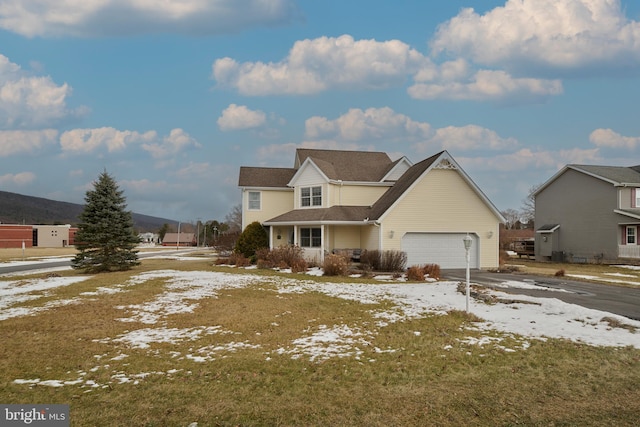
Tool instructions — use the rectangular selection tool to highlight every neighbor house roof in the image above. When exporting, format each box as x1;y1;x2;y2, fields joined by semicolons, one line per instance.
570;165;640;185
536;164;640;195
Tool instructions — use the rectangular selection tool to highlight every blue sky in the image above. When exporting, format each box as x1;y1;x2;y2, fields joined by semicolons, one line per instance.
2;0;640;224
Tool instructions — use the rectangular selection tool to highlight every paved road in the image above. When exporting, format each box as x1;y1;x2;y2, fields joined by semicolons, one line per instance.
442;269;640;321
0;249;200;275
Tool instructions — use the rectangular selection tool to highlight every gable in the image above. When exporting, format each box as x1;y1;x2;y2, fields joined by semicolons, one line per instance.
368;152;504;223
289;160;328;187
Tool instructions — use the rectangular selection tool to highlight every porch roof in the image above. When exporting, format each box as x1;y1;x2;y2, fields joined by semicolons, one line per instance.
536;224;560;233
615;209;640;221
263;206;371;225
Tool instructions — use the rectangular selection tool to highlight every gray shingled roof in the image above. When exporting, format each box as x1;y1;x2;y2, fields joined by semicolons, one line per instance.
264;206;372;224
238;166;296;187
295;148;393;182
570;165;640;185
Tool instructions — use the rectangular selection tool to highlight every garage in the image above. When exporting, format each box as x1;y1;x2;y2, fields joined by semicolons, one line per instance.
402;232;479;269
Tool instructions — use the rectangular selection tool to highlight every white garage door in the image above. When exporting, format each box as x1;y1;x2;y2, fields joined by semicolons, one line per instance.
402;233;478;269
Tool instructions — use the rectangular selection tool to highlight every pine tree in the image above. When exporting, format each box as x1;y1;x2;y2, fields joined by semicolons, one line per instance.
72;170;141;273
234;221;268;258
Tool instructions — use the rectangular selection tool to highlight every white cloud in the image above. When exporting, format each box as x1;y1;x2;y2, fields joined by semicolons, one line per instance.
60;127;157;154
0;129;58;157
408;69;563;103
0;171;36;185
459;147;602;173
414;125;518;153
430;0;640;73
0;0;300;37
142;128;201;159
305;107;431;142
589;128;640;150
0;54;84;129
217;104;266;131
213;35;428;95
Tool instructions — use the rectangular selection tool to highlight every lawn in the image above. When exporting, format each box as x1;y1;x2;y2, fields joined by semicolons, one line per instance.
1;255;639;426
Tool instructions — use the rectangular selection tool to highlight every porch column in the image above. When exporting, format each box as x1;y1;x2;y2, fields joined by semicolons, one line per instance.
269;226;274;250
321;225;326;263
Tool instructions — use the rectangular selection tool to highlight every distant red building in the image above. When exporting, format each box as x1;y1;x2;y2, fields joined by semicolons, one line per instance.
0;224;78;248
0;225;33;248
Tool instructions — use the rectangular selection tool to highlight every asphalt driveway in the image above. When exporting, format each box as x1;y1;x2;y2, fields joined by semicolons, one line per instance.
442;269;640;321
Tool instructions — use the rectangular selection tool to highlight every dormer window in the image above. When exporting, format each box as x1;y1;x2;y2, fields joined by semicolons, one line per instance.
301;186;322;207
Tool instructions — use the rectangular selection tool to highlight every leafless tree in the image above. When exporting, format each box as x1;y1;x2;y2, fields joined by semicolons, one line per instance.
501;208;521;230
521;183;541;224
224;204;242;233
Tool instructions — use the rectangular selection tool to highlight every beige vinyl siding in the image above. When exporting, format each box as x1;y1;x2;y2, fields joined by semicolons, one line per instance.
380;169;500;268
329;183;389;206
242;189;293;230
326;225;362;250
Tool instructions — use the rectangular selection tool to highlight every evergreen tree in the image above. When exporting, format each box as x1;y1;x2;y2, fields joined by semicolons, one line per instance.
72;171;141;273
234;221;268;258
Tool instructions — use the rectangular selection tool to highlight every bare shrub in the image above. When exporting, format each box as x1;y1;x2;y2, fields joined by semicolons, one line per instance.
290;257;308;274
407;266;425;281
255;247;270;260
360;250;406;272
268;245;306;268
423;263;441;280
555;269;565;277
323;254;350;276
256;259;274;269
380;250;407;272
229;252;250;267
360;249;380;270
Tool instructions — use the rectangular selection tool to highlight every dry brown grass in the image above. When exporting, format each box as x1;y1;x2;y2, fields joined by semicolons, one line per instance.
1;259;639;426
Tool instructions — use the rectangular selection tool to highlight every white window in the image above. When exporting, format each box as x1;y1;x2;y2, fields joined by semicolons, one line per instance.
301;186;322;207
635;189;640;208
248;191;261;210
300;228;321;247
627;226;636;244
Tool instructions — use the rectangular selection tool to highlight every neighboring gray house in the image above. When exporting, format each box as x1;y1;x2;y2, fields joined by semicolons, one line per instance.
534;164;640;263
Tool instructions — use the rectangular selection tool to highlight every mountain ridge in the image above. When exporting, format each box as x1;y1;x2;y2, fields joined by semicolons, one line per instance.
0;190;175;232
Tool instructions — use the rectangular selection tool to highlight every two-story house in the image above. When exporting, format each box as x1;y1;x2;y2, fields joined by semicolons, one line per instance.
238;148;504;269
534;164;640;263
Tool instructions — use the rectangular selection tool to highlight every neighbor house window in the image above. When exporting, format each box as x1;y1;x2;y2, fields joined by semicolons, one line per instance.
300;228;321;247
248;191;261;210
627;226;637;244
301;186;322;207
635;189;640;208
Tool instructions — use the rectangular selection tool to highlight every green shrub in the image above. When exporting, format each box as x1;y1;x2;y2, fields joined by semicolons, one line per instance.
323;254;350;276
234;221;269;259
